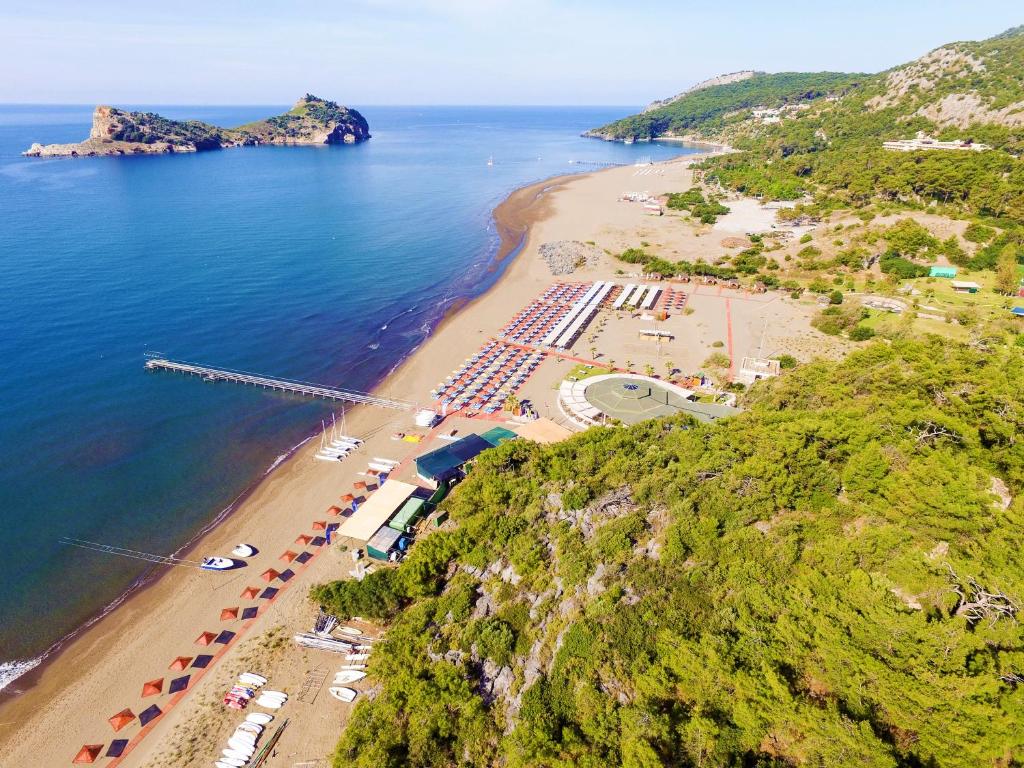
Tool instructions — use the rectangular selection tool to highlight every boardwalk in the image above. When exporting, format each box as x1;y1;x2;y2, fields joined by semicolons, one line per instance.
145;356;413;411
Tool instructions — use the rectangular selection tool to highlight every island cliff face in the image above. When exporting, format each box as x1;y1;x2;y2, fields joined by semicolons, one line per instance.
23;94;370;157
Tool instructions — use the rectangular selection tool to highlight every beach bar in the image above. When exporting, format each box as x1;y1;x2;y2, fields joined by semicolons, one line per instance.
336;480;418;541
415;433;494;488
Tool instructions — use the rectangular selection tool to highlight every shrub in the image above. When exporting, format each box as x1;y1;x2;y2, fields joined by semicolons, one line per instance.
777;354;798;369
828;290;844;305
849;325;876;341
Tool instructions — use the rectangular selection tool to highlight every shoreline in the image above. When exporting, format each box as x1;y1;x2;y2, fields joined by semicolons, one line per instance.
0;166;594;741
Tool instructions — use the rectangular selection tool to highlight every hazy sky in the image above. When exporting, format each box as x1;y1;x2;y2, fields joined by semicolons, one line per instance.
1;0;1021;105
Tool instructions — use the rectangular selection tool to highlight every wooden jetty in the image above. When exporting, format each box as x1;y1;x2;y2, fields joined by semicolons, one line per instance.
145;355;413;411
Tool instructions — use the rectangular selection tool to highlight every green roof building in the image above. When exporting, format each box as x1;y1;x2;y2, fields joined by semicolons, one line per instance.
388;497;427;533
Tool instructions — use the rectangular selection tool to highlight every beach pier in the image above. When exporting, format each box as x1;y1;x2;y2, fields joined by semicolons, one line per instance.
144;355;413;411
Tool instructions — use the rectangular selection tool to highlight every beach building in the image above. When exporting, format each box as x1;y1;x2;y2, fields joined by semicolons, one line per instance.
737;357;782;386
388;497;427;533
558;373;740;429
480;425;518;446
951;280;980;294
366;526;405;561
415;434;495;488
336;480;419;541
930;266;958;278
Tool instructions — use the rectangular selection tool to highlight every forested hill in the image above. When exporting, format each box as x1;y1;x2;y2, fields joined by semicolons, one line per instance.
313;338;1024;767
585;71;863;141
695;25;1024;222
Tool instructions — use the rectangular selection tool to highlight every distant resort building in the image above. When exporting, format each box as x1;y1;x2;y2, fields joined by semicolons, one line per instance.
883;131;990;153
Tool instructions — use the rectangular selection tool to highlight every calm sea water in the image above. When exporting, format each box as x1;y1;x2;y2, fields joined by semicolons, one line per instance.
0;104;699;689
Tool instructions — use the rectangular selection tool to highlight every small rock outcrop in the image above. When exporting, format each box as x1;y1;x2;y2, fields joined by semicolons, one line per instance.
24;94;370;157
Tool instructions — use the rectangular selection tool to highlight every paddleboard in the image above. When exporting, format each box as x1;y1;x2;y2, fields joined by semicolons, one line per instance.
246;712;273;725
329;686;357;702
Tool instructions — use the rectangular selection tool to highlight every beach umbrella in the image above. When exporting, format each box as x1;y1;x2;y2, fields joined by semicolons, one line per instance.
261;569;280;582
311;520;327;531
168;656;192;671
107;709;135;732
220;607;239;621
141;678;163;697
279;551;298;563
195;631;216;646
353;481;367;490
341;493;355;504
138;704;162;727
240;586;260;600
327;505;342;516
295;534;312;545
72;744;103;764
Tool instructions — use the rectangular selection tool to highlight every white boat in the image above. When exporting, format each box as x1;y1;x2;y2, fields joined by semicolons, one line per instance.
236;721;263;735
231;544;255;558
314;452;345;462
333;670;366;684
239;672;267;686
255;696;283;709
261;690;287;699
228;735;256;749
219;757;247;767
329;686;358;703
201;557;234;571
319;446;352;457
246;712;273;725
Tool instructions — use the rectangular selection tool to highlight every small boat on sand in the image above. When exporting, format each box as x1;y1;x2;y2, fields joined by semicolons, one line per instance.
231;544;256;558
333;670;366;684
201;556;234;571
329;686;358;703
246;712;273;725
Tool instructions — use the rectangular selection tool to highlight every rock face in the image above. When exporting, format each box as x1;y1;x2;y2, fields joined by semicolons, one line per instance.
23;94;370;157
642;70;759;113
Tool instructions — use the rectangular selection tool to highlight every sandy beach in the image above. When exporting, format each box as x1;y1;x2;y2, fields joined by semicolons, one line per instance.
0;153;832;768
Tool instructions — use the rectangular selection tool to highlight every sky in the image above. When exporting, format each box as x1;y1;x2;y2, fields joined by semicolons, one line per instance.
1;0;1022;105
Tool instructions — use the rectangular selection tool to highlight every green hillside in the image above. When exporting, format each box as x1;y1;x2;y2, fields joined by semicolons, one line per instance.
586;72;864;141
314;338;1024;767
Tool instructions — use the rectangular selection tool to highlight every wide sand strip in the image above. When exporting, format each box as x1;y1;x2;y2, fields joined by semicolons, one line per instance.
1;154;823;767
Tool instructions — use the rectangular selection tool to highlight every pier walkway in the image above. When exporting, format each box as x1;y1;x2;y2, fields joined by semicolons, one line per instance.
145;356;414;411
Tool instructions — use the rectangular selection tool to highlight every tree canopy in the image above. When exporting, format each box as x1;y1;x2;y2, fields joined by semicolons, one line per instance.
313;337;1024;768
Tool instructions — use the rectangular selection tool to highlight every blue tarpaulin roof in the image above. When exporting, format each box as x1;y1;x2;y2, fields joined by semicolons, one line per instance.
1011;307;1024;317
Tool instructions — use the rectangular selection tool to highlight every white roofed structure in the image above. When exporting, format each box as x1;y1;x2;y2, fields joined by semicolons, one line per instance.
336;480;419;541
613;284;636;310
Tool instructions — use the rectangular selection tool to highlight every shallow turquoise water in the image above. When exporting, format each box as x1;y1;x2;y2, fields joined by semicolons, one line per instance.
0;104;699;687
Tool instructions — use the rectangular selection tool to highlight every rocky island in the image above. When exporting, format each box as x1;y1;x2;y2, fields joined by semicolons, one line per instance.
23;94;370;157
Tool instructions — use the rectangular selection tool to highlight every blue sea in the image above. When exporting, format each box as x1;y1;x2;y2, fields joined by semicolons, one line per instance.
0;104;700;691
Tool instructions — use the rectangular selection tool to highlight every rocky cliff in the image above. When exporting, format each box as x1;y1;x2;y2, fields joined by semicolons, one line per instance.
24;94;370;157
641;70;759;113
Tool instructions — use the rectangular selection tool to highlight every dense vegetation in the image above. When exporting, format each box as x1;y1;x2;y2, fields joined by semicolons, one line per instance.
588;72;863;141
697;26;1024;231
107;110;225;149
314;338;1024;767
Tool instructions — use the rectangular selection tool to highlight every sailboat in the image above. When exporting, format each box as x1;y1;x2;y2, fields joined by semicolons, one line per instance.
487;155;494;166
315;420;350;462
